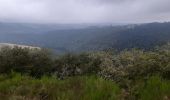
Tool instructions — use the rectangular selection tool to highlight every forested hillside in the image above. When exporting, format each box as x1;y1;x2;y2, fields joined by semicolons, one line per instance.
0;43;170;99
1;0;170;99
0;22;170;53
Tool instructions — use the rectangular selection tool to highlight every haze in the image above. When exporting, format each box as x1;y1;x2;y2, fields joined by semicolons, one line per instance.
0;0;170;24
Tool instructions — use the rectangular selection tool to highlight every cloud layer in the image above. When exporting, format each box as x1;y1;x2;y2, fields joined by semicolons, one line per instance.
0;0;169;23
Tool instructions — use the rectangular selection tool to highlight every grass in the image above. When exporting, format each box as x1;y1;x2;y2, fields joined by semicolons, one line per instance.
0;73;120;100
138;76;170;100
0;73;169;100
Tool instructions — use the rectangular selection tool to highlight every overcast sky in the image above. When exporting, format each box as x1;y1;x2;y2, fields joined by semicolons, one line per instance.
0;0;169;24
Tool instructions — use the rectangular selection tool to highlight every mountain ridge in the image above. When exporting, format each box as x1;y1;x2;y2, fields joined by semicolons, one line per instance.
0;22;170;53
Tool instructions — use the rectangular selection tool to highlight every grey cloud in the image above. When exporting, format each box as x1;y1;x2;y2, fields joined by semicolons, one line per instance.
0;0;169;23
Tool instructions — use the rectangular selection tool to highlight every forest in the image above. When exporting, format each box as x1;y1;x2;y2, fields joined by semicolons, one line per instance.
1;22;170;53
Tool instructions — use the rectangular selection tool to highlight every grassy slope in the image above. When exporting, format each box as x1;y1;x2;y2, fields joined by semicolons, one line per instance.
0;73;120;100
0;73;169;100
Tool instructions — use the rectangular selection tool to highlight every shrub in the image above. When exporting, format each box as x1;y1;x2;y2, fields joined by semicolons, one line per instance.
0;47;53;77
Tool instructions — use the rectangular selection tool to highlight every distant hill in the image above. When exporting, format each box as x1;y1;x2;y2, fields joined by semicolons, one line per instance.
0;22;170;53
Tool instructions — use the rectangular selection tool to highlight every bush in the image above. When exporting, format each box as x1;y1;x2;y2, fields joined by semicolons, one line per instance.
0;47;53;77
53;53;101;78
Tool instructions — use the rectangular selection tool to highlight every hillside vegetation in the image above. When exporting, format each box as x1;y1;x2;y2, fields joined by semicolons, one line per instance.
1;22;170;53
0;43;170;99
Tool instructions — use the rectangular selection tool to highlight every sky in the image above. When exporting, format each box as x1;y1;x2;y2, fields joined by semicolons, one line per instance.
0;0;169;24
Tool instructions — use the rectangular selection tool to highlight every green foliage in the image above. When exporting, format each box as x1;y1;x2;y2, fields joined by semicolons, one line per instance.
0;46;53;77
0;44;170;99
53;53;101;78
0;74;120;100
138;76;170;100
